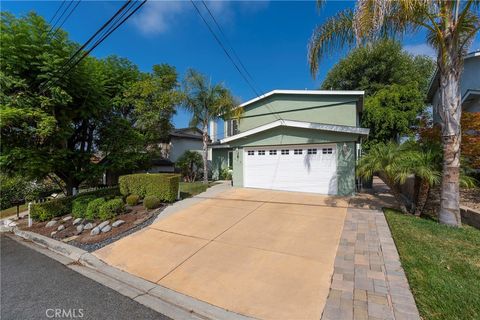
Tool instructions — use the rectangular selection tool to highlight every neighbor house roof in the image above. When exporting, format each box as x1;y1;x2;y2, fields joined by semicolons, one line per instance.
170;127;203;140
219;119;369;144
427;51;480;101
236;89;365;110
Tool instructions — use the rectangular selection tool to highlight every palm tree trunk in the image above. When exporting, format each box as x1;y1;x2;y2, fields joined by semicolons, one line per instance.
202;122;208;184
437;44;462;227
414;179;430;217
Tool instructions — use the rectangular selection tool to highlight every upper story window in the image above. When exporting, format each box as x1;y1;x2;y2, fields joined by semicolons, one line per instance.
258;150;266;155
226;119;238;137
269;150;277;155
307;148;317;155
294;149;303;155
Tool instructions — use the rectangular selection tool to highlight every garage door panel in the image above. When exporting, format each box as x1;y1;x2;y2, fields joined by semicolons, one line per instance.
244;145;338;194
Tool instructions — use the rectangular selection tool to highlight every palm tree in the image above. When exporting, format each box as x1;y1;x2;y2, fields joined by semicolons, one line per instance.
357;142;411;213
309;1;480;226
182;69;240;184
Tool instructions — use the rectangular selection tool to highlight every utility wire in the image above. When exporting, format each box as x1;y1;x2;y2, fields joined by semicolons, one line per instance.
41;0;146;93
190;0;260;97
47;0;74;36
49;0;82;39
48;0;67;25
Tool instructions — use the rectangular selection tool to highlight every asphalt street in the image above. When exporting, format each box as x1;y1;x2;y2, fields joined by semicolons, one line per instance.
0;234;170;320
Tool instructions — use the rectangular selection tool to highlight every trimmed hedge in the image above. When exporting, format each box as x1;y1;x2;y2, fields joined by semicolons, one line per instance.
98;199;125;220
86;198;106;220
119;174;180;202
126;194;140;206
143;195;161;210
30;187;120;222
72;196;96;218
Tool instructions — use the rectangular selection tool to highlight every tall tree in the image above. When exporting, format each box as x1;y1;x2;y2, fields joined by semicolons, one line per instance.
308;0;480;226
182;69;239;184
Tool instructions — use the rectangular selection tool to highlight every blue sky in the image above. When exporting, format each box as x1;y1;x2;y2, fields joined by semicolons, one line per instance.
3;1;479;137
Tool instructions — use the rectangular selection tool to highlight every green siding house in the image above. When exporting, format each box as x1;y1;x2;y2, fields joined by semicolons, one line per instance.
210;90;369;195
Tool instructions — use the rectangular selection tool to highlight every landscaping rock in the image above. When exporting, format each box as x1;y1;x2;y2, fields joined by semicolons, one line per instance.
101;225;111;233
3;219;13;226
112;220;125;228
62;215;72;221
84;222;95;230
45;220;57;228
62;235;79;242
7;221;17;227
76;224;84;233
73;218;82;225
57;225;65;231
98;221;110;230
90;227;100;236
50;231;57;237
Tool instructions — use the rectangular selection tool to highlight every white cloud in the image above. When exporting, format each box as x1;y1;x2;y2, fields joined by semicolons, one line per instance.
131;1;269;35
403;43;436;58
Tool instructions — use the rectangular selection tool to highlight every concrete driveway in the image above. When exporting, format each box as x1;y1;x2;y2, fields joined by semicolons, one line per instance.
94;188;349;320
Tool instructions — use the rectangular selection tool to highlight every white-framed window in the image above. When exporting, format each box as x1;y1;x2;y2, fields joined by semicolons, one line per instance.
247;150;254;156
307;148;317;155
258;150;266;155
294;149;303;155
228;151;233;169
322;148;333;154
281;149;289;155
269;150;277;155
226;119;239;137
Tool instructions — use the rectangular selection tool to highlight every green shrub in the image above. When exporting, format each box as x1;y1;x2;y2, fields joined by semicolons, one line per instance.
119;174;180;202
85;198;106;220
30;198;72;221
98;199;125;221
143;195;161;210
71;196;96;218
126;194;140;206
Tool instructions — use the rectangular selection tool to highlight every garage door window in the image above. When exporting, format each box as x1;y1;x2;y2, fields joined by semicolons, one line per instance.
269;150;277;155
247;150;254;156
307;148;317;155
258;150;265;155
281;149;289;155
294;149;303;155
322;148;333;154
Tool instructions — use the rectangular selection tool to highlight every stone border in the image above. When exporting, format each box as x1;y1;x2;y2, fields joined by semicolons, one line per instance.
321;208;420;320
460;205;480;230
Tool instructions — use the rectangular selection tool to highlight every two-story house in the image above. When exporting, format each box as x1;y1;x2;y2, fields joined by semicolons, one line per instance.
210;90;369;195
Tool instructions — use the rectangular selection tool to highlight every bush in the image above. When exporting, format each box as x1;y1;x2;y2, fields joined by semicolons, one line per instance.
126;194;140;206
119;174;180;202
143;195;161;210
85;198;106;220
71;196;96;218
30;198;72;221
30;187;120;221
98;199;125;221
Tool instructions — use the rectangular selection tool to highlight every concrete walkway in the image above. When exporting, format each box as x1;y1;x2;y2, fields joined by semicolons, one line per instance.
322;201;420;318
94;187;349;320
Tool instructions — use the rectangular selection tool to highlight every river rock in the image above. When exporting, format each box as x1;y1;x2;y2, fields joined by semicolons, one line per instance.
90;227;100;236
76;224;84;233
51;231;57;237
62;215;72;221
101;225;111;233
73;218;82;225
84;223;95;230
112;220;125;228
98;221;110;230
57;225;65;231
46;220;57;228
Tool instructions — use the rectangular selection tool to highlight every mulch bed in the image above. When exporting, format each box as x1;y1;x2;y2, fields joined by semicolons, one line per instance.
461;188;480;211
16;204;167;252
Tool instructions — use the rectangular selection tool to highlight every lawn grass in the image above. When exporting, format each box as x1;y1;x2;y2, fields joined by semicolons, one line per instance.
0;204;28;219
179;181;217;199
384;209;480;320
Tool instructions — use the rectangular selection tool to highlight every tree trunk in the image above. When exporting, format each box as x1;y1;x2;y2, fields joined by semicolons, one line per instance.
379;173;409;213
414;179;430;217
437;43;462;227
202;123;209;184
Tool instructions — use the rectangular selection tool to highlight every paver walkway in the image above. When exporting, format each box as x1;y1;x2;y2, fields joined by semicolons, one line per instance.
321;207;420;320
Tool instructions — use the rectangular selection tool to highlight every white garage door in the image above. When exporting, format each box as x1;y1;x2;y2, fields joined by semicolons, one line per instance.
243;145;337;194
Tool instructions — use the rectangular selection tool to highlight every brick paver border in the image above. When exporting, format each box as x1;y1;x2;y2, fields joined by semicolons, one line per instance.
321;208;420;320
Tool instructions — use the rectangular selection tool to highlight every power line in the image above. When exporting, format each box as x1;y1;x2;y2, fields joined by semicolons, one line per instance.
48;0;67;25
49;0;82;39
190;0;260;97
47;0;74;36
